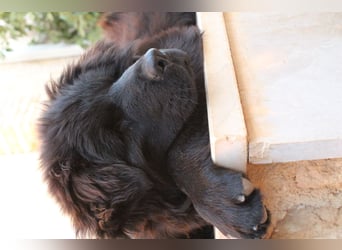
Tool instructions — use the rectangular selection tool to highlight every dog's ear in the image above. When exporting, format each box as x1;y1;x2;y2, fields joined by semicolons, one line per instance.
43;158;84;231
52;160;153;238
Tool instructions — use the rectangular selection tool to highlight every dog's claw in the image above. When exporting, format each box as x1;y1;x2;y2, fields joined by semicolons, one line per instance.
235;194;245;203
261;206;268;224
234;178;254;204
242;178;255;196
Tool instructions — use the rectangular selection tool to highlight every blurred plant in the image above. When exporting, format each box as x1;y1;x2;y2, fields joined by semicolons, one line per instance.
0;12;101;57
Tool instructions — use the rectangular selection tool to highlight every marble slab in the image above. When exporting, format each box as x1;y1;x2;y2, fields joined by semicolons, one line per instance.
197;12;248;172
225;13;342;164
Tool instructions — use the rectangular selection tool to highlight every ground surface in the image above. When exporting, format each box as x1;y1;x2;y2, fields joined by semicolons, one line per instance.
0;58;77;238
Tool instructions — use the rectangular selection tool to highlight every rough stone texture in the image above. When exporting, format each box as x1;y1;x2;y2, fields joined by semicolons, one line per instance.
247;158;342;239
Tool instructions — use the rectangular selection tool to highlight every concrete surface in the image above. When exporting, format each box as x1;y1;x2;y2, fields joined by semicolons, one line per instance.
225;13;342;164
0;57;79;238
198;12;247;173
199;12;342;239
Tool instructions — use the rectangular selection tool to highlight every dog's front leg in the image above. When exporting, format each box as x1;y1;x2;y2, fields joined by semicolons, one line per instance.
166;120;269;239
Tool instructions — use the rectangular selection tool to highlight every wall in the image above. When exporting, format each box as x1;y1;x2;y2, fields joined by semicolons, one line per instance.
248;158;342;238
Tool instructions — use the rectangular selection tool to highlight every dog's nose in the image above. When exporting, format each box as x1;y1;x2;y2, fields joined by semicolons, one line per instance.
141;48;190;80
141;48;170;80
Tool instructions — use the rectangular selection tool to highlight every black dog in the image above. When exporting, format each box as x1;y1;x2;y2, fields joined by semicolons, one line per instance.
39;12;269;239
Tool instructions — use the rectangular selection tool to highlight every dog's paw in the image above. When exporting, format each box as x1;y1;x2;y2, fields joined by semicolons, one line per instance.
226;189;270;239
191;168;270;239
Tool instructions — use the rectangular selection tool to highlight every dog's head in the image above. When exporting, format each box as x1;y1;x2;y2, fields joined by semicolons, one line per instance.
38;41;198;238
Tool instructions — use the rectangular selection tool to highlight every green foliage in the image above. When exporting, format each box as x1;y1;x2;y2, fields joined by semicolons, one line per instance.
0;12;101;57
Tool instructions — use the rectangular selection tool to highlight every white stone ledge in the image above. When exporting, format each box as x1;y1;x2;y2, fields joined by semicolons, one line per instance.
225;13;342;164
197;12;248;173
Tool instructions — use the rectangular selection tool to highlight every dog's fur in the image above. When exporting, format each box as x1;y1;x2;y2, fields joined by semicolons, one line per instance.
39;12;269;239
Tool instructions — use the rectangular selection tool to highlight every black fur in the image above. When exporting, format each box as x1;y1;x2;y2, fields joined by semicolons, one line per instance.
39;12;269;239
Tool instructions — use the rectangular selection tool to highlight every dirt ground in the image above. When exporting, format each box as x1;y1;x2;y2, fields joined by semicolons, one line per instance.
248;158;342;239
